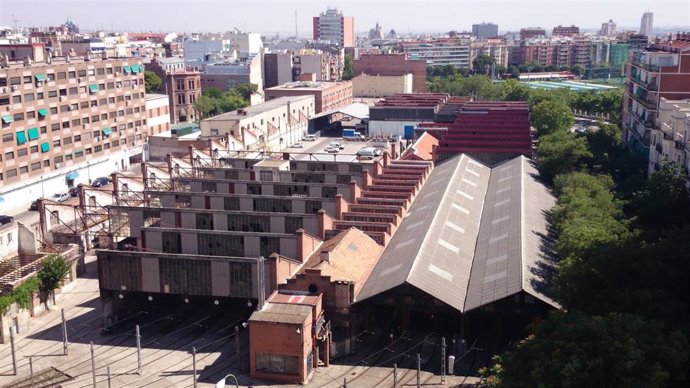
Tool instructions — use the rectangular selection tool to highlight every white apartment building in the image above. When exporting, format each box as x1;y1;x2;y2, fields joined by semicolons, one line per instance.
649;98;690;179
199;95;314;151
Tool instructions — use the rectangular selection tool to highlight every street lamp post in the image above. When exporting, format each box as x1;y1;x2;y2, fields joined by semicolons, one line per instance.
216;373;240;388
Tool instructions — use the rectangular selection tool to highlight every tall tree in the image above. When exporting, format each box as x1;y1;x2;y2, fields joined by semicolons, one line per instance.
342;54;354;80
531;100;574;135
632;162;690;230
472;54;495;75
37;254;70;310
536;131;591;180
144;70;162;93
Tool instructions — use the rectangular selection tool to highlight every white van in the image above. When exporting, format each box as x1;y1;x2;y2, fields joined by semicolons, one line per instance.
356;147;377;159
304;134;317;142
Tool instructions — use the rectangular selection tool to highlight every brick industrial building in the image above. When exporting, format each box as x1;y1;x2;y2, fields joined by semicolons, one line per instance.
353;54;427;93
0;53;149;208
145;56;202;124
264;81;353;114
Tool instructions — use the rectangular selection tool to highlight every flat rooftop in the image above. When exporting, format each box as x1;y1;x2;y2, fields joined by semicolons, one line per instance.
267;81;349;91
203;96;313;121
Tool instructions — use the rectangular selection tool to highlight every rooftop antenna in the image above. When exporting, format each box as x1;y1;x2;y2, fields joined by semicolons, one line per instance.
12;14;20;32
295;9;298;38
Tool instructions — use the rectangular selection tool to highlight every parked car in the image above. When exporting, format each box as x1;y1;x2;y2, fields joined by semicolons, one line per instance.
53;193;70;203
324;146;339;153
329;142;344;150
68;186;80;197
291;142;304;148
0;215;14;225
91;177;110;187
303;134;317;142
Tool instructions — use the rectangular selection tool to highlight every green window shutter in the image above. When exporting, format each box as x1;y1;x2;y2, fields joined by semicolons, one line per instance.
2;115;13;123
123;65;131;73
40;142;50;153
102;127;112;136
89;84;99;93
27;127;39;140
16;130;27;145
34;73;46;81
38;108;48;117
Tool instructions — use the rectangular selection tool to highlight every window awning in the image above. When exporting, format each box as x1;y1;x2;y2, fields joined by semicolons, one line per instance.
89;84;99;93
123;65;131;73
27;127;39;140
131;65;139;73
40;142;50;153
102;127;112;136
35;74;46;82
66;171;79;180
38;108;48;117
2;115;13;124
16;130;27;145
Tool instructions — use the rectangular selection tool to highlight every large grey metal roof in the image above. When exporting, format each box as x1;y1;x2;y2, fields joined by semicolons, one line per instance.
357;154;558;311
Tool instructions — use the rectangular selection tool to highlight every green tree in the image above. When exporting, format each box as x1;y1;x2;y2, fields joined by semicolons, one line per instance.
501;79;531;101
632;162;690;230
499;312;688;388
37;254;70;310
202;86;225;99
234;83;258;101
193;95;218;121
472;54;495;75
571;64;585;76
144;70;162;93
537;131;592;180
342;54;354;80
531;100;574;135
506;65;520;79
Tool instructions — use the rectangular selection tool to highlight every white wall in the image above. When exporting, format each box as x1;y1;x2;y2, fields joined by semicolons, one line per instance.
0;150;130;212
368;120;422;138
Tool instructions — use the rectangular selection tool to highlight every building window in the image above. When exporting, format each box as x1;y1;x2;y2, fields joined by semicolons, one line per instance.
255;353;299;375
19;166;29;174
31;162;41;171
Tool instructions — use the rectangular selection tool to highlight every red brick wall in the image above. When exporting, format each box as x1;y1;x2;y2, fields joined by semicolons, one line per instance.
354;54;427;92
249;318;312;383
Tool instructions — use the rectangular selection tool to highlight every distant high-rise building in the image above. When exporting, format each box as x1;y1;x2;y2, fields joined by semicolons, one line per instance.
599;19;617;36
312;7;355;48
640;12;654;36
519;27;546;41
472;23;499;40
552;25;580;37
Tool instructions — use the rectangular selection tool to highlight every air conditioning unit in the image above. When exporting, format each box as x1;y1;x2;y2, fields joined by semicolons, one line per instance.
0;87;6;93
83;124;88;129
78;78;83;83
11;85;18;92
60;96;67;101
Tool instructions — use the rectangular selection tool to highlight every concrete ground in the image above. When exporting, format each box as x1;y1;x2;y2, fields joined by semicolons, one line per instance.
0;255;480;388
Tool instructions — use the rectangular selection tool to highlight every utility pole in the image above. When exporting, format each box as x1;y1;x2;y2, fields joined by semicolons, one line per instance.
235;326;240;371
62;309;69;355
192;346;197;388
29;357;34;388
107;366;112;388
441;337;446;385
416;353;421;388
136;324;142;374
343;377;347;387
393;364;398;388
9;327;17;375
90;341;97;388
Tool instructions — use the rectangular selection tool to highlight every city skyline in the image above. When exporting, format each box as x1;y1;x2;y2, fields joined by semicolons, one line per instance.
0;0;688;35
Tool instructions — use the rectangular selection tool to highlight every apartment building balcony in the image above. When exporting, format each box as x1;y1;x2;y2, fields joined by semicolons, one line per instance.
629;75;658;91
629;91;658;111
630;60;660;73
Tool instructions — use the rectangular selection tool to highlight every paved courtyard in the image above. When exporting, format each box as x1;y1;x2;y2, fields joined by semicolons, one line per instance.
0;256;479;388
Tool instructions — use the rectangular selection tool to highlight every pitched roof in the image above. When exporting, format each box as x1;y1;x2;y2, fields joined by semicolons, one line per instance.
302;228;384;298
357;154;558;311
401;132;438;161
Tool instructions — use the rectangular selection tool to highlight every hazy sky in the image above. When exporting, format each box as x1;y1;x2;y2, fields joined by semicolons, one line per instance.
1;0;688;35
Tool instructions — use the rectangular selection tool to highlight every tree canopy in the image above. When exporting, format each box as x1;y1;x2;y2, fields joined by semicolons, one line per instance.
531;99;574;135
342;54;354;80
144;70;162;93
192;84;252;121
